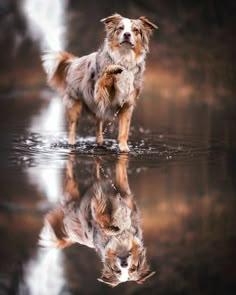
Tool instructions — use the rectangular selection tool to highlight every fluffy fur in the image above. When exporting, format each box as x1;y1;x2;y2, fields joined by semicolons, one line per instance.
39;155;155;286
41;14;158;152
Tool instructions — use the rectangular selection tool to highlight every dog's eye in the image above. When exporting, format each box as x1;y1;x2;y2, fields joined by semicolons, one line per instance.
130;266;136;273
116;270;121;274
133;28;139;34
117;26;124;31
113;268;121;275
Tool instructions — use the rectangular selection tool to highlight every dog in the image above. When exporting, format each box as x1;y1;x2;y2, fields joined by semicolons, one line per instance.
39;155;155;286
41;14;158;152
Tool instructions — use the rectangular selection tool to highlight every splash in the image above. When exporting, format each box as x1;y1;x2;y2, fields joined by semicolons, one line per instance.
22;0;67;51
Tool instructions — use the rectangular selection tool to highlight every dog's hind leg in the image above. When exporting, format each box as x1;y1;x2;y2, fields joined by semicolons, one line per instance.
66;99;82;145
96;119;104;145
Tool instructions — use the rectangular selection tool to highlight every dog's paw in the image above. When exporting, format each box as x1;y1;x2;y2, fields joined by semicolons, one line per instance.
119;142;130;153
96;135;104;146
68;143;76;150
105;65;124;75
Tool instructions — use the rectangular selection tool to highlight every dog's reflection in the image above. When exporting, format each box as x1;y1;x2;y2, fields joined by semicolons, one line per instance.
39;155;155;286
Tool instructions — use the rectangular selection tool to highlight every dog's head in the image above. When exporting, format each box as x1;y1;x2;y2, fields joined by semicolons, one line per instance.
98;234;155;287
101;13;158;54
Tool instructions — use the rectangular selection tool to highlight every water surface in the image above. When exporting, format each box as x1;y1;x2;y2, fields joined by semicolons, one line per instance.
0;91;235;294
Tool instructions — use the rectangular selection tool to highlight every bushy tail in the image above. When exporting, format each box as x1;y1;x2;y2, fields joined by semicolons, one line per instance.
41;51;75;92
39;208;73;248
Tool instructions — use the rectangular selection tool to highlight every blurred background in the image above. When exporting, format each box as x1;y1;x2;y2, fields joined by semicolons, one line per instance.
0;0;235;106
0;0;236;294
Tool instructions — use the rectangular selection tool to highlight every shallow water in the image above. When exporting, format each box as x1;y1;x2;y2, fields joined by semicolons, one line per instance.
0;92;236;294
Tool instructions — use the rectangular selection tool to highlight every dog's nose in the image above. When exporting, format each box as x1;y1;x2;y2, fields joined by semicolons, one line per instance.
120;260;128;268
119;256;129;268
123;32;131;39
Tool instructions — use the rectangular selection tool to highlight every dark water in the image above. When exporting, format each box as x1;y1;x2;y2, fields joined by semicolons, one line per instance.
0;91;236;295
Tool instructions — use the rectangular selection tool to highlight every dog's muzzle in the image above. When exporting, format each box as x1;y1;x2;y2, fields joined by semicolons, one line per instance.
120;32;134;47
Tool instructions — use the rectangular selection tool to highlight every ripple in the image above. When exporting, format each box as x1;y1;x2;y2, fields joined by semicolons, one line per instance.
7;130;216;167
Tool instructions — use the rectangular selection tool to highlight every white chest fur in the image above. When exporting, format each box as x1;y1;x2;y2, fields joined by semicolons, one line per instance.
111;47;135;68
107;42;144;71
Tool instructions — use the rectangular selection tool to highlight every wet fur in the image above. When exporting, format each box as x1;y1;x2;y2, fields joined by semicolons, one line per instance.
39;156;155;286
41;14;157;152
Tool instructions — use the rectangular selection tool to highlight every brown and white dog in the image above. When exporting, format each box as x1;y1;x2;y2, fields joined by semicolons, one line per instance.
41;14;158;152
39;155;155;286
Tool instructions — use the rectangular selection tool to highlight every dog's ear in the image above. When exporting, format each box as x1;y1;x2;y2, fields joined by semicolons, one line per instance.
39;208;73;248
139;16;158;31
137;270;156;284
97;276;119;287
101;13;123;30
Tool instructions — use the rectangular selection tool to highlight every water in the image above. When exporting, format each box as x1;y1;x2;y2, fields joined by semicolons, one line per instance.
1;0;235;292
0;90;235;294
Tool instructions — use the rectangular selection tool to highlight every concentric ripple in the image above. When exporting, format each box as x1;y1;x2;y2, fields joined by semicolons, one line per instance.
7;129;219;168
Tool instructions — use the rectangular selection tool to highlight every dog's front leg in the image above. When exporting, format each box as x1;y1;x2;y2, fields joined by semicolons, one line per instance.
64;154;80;201
116;156;130;195
94;65;123;116
118;105;134;152
66;99;82;145
96;119;104;145
115;156;134;210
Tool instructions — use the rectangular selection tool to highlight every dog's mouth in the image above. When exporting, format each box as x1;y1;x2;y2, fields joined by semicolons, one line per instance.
120;40;135;48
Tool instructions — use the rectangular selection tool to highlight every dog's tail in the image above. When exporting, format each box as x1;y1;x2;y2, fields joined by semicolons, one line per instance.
41;51;75;92
39;208;73;248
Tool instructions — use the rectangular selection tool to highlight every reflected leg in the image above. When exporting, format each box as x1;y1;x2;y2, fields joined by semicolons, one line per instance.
115;156;130;194
115;156;134;211
64;154;80;201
